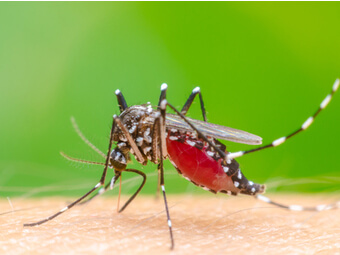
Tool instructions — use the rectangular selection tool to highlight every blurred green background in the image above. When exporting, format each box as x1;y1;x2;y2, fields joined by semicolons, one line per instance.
0;2;339;198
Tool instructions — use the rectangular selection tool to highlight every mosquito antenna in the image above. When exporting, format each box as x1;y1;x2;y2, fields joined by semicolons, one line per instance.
24;116;117;227
227;79;339;160
70;116;106;158
60;151;106;166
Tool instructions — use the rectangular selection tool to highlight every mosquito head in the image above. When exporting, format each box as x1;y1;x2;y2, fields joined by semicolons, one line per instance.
110;148;128;171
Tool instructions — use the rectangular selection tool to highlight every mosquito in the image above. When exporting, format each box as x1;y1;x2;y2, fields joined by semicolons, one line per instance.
24;79;340;249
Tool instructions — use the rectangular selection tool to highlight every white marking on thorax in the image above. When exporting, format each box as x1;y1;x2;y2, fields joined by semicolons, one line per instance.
144;128;152;143
129;125;137;133
118;142;126;148
136;137;143;146
119;135;127;142
143;147;152;154
147;105;153;113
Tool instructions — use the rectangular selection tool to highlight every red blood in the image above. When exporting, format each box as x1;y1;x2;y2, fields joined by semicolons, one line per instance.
166;137;238;193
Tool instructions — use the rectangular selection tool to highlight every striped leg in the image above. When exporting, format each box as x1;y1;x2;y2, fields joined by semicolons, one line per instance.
256;194;340;211
156;83;207;196
117;169;147;213
158;83;168;107
82;169;146;212
23;182;102;226
59;151;119;205
227;79;339;160
181;86;207;122
79;174;120;205
24;115;117;227
158;99;175;250
159;83;207;121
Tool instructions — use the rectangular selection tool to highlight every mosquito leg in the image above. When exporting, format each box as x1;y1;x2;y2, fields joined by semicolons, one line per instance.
156;84;168;196
255;194;340;211
79;172;121;205
80;168;146;211
158;100;175;249
79;182;110;205
59;151;116;205
160;84;207;121
156;163;161;200
158;83;168;107
118;169;147;213
227;79;339;160
115;89;128;113
24;116;117;227
181;86;207;122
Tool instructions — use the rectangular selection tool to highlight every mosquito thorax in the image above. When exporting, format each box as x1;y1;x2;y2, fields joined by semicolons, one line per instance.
113;104;160;164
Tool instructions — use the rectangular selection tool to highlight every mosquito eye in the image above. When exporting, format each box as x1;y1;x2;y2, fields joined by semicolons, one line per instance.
110;148;127;171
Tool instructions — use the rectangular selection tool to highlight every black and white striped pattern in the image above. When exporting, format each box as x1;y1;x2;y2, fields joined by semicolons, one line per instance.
227;79;339;160
24;115;119;227
256;194;340;212
24;182;102;227
24;80;339;250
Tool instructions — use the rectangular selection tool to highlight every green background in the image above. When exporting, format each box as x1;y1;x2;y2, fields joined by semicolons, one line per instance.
0;3;339;197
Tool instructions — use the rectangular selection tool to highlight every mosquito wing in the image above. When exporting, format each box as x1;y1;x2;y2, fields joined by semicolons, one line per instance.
164;114;262;145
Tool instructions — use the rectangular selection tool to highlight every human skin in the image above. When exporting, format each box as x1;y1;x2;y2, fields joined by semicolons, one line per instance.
0;194;339;255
